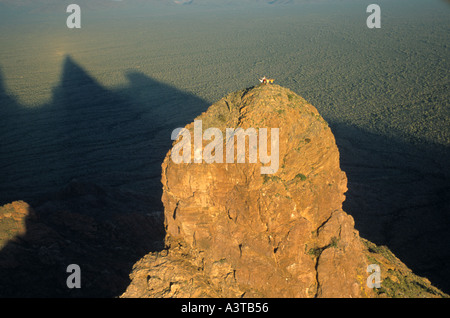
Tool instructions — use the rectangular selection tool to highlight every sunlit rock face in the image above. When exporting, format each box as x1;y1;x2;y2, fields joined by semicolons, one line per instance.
160;84;366;298
122;85;448;298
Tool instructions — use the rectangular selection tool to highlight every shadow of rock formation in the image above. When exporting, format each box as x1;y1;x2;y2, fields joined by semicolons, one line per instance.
0;56;449;296
0;56;209;207
0;56;209;297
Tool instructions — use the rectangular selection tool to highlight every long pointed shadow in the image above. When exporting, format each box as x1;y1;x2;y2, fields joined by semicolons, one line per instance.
1;57;449;296
0;56;209;297
1;56;208;208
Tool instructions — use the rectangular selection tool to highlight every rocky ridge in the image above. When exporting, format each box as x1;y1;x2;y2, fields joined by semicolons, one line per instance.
121;84;447;298
0;183;164;297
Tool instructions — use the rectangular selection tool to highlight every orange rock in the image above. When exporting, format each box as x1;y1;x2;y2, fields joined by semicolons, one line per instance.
121;85;447;298
0;201;33;245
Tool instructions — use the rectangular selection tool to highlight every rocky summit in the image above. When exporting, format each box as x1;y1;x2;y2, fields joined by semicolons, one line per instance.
121;84;447;298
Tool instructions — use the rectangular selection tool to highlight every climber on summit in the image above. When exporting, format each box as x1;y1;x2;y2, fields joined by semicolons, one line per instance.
259;76;274;84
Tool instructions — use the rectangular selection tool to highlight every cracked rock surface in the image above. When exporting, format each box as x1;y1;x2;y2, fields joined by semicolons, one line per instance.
121;85;447;298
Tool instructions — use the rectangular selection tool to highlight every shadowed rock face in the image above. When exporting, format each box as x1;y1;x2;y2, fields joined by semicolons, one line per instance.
0;184;165;298
121;85;447;298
